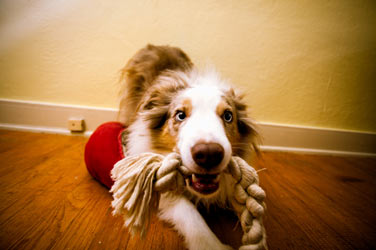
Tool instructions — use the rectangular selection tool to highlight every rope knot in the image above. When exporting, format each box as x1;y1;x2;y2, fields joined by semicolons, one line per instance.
111;153;267;249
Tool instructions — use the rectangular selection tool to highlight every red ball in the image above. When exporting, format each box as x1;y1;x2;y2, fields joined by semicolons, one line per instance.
84;122;125;189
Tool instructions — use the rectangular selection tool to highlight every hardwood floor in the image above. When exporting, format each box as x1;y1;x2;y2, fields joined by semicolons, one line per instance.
0;130;375;249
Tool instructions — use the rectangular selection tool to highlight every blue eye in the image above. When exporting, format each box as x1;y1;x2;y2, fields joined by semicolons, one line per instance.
176;111;186;121
223;110;233;123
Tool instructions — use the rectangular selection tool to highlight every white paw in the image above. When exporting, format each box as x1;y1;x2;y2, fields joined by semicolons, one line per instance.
188;240;234;250
221;243;235;250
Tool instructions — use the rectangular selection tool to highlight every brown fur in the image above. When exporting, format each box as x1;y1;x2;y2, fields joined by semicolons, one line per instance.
118;44;193;125
138;72;190;153
231;93;260;157
214;91;259;158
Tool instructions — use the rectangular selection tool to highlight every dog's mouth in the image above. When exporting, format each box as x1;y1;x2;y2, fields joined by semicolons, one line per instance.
186;173;220;195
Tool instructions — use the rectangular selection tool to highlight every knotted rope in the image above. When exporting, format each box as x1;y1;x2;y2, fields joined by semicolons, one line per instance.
110;152;267;249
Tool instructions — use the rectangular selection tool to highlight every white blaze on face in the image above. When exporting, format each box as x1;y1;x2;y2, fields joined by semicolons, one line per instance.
177;84;232;173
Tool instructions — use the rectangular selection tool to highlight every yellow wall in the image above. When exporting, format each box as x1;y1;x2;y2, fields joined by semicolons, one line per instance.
1;0;375;132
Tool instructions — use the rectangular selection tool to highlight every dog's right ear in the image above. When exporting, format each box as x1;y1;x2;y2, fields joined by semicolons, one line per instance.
118;44;193;126
139;70;190;130
139;94;170;130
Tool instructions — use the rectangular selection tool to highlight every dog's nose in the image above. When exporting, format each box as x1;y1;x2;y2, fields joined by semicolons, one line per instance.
191;143;224;170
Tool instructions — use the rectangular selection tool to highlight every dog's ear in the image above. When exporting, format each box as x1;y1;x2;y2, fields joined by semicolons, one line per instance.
118;44;193;126
139;77;188;130
139;90;170;130
232;91;260;156
142;106;169;130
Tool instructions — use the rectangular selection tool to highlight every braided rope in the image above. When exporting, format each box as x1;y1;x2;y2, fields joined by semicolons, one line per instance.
227;157;267;250
110;152;267;249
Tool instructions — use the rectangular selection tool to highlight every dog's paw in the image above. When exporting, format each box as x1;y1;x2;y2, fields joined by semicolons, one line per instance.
221;243;234;250
188;241;234;250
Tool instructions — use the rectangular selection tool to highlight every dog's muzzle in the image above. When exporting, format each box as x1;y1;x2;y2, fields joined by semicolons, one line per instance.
185;142;224;195
191;142;224;170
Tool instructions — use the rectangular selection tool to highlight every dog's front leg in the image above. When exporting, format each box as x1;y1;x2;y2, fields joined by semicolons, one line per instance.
158;194;233;250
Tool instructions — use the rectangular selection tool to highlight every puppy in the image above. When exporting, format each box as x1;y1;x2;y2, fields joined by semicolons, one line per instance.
119;44;258;250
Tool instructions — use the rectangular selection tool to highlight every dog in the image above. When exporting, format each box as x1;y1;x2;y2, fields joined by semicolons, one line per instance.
118;44;258;250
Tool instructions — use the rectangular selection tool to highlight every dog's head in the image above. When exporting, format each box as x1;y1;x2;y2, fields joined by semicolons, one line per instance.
138;69;257;197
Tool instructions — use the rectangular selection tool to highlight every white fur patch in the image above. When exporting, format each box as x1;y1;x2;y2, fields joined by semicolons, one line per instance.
126;116;152;156
159;194;232;250
176;72;233;174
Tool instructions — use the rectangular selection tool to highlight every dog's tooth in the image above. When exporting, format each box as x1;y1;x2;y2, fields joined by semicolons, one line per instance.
192;174;198;182
185;178;190;186
214;174;220;183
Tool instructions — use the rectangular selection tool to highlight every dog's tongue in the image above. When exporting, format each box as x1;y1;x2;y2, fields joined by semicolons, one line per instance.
191;174;220;194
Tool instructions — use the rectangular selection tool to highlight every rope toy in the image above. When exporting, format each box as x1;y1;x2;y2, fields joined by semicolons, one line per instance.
110;152;267;249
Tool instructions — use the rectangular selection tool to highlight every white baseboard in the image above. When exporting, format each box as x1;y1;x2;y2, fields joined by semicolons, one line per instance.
0;99;116;136
258;123;376;157
0;98;375;157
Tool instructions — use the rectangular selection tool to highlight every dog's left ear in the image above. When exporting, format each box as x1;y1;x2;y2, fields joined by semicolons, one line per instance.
231;89;260;156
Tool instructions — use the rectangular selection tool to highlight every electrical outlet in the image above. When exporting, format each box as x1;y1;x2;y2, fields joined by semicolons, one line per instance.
68;118;85;132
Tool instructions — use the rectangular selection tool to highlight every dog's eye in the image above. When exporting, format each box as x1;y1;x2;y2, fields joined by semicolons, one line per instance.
223;110;233;123
175;111;186;122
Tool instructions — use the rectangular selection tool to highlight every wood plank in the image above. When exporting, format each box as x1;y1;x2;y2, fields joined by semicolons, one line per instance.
258;152;376;249
0;130;375;249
